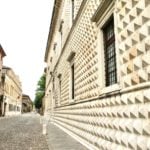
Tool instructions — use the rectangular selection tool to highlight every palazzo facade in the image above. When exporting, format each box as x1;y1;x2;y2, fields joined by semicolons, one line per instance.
44;0;150;149
2;66;22;116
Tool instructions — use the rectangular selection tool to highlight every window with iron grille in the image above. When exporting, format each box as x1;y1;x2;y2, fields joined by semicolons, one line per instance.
59;20;64;49
103;17;117;86
58;74;62;103
71;64;75;99
71;0;74;22
53;43;57;53
67;51;75;101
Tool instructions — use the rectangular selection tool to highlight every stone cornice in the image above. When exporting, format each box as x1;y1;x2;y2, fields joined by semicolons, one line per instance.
67;51;75;62
54;82;150;109
91;0;115;23
22;94;32;103
44;0;63;62
2;67;22;91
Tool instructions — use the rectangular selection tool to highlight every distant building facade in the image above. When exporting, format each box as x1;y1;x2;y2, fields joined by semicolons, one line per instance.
2;66;22;116
0;45;6;116
22;94;33;113
44;0;150;149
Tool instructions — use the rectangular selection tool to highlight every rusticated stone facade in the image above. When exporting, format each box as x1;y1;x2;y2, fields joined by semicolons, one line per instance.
44;0;150;149
2;66;22;116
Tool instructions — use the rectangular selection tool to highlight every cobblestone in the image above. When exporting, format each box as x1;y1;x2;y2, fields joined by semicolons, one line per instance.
0;113;49;150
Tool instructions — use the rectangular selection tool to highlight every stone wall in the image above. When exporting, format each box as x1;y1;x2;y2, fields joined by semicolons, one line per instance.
53;87;150;149
45;0;150;149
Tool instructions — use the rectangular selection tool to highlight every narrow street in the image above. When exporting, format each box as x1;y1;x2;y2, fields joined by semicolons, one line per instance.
0;113;49;150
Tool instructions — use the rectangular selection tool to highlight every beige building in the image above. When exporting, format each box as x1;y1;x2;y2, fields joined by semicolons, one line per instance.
2;66;22;116
0;45;6;116
44;0;150;149
22;94;33;113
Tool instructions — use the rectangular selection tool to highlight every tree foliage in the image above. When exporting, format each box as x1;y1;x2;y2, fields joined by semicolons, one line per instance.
34;74;46;109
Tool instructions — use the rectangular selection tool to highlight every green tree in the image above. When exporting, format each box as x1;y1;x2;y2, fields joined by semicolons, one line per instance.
34;74;46;109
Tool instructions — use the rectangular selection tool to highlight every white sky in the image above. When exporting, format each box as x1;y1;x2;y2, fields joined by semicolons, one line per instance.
0;0;54;100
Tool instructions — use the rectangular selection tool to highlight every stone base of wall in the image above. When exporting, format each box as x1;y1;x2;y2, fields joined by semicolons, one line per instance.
49;84;150;149
5;111;21;116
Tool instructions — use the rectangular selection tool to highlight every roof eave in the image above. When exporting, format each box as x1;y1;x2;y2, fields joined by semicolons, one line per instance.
44;0;62;62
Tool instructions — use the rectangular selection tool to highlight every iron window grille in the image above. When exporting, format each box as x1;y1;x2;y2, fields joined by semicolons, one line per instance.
71;64;75;99
72;0;74;22
103;17;117;86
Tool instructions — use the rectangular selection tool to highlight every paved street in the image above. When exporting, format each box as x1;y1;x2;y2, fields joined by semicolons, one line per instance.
0;113;49;150
0;113;88;150
46;123;88;150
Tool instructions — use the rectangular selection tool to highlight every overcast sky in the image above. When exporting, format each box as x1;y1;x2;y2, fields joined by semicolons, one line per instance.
0;0;54;100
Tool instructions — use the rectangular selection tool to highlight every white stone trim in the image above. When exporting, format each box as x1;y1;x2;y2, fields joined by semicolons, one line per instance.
101;83;120;94
68;53;75;103
95;2;121;94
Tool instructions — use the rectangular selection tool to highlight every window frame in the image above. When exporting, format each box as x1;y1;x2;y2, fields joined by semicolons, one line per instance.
53;43;57;53
57;74;62;106
52;77;56;107
67;51;75;102
71;0;75;23
71;63;75;100
92;1;121;94
103;17;117;86
59;20;64;49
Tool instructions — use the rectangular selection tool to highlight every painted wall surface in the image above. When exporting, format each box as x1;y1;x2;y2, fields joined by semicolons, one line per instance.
2;68;22;116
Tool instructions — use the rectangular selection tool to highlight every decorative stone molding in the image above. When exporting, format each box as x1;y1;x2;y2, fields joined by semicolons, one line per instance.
67;51;76;62
91;0;115;23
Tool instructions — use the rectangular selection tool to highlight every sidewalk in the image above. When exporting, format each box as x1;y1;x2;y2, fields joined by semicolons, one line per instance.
46;122;88;150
